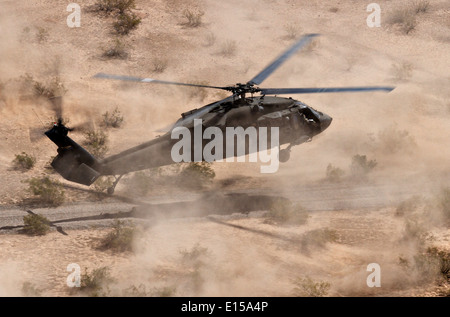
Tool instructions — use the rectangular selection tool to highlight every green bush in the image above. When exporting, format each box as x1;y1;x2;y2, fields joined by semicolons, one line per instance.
12;152;36;171
22;213;51;236
27;176;65;206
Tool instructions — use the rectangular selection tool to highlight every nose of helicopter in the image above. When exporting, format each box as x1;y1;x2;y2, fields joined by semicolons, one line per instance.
320;113;332;131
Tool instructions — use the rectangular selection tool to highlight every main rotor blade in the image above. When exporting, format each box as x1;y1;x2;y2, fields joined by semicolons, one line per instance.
260;86;395;95
94;73;229;91
166;93;238;132
248;33;320;86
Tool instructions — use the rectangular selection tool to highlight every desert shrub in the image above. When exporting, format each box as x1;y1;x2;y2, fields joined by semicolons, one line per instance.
186;80;210;101
93;176;114;193
122;284;177;297
391;62;414;81
32;76;67;99
284;23;301;40
79;266;115;297
182;9;204;27
83;130;109;158
395;195;422;217
218;40;237;57
90;0;141;35
21;282;42;297
413;0;430;14
102;106;124;128
301;228;338;250
377;124;416;153
180;243;209;265
329;7;339;13
92;0;136;15
302;38;320;54
124;171;154;196
204;32;216;47
22;213;51;236
102;38;128;59
36;27;49;43
387;9;417;34
44;156;56;174
349;154;377;179
179;244;208;293
437;187;450;222
292;276;331;297
426;247;450;281
12;152;36;171
152;286;177;297
27;176;65;207
325;164;344;183
152;57;168;74
113;12;141;35
265;198;308;225
179;162;215;188
98;219;136;252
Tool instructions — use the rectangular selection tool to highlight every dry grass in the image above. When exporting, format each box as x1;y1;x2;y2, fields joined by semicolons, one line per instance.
387;7;420;35
182;9;204;27
12;152;36;171
218;40;237;57
391;62;414;81
203;32;216;47
284;23;301;40
413;0;430;14
152;57;169;74
101;38;128;59
292;276;331;297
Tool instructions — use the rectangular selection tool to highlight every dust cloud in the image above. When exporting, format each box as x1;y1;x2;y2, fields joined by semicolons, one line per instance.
0;0;449;297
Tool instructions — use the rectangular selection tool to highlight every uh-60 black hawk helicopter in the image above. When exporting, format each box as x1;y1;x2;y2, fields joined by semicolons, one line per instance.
45;34;395;194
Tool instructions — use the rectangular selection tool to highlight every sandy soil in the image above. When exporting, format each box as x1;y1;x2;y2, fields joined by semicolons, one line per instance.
0;0;449;297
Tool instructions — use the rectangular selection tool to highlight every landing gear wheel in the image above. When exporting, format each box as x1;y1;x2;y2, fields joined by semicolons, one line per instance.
279;149;291;163
106;174;123;196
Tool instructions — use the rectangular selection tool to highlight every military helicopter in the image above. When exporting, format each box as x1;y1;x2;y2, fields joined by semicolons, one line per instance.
45;34;394;194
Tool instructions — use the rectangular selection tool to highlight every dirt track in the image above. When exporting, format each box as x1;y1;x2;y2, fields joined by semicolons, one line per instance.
0;0;449;297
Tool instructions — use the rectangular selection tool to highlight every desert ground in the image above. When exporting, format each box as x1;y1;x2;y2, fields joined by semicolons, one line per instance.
0;0;449;297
